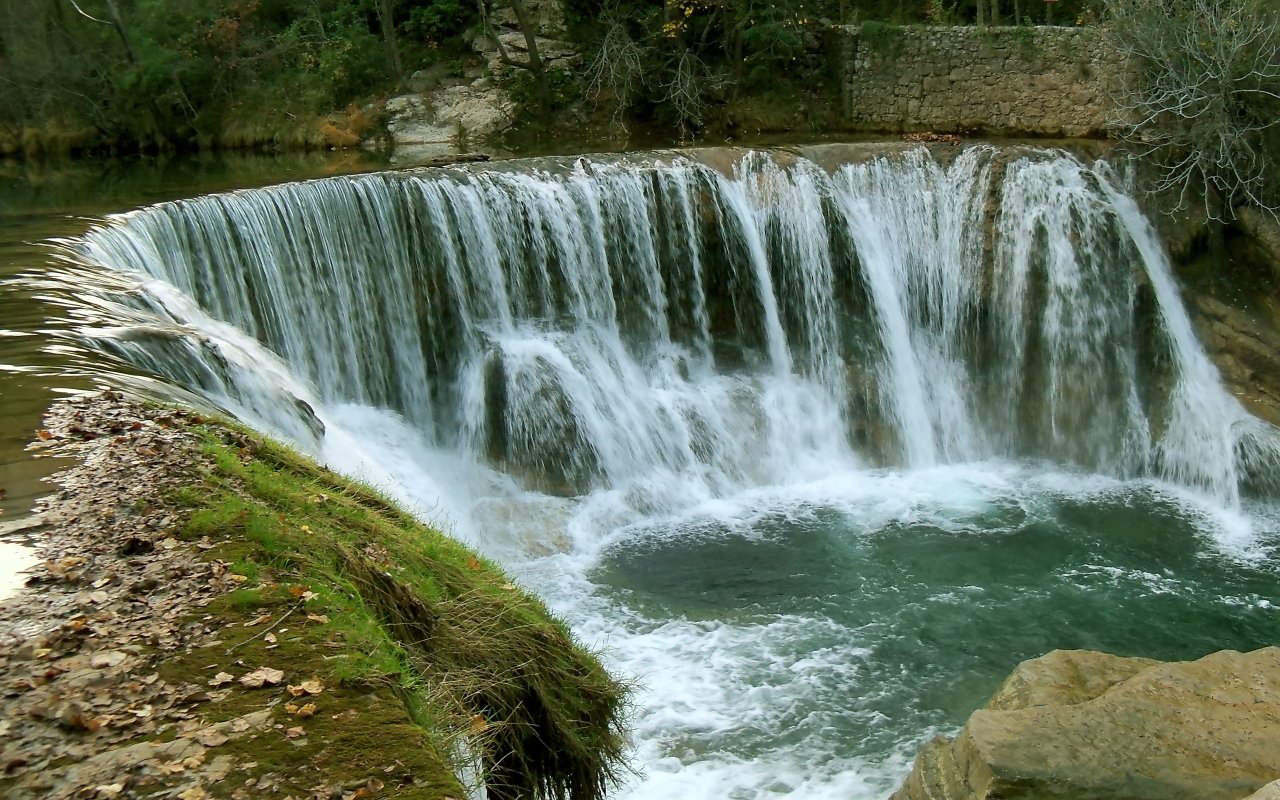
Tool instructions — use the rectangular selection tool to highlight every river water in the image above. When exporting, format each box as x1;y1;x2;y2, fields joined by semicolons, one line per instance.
4;145;1280;798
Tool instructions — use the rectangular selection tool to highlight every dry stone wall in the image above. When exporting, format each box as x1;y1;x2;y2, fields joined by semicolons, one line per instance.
844;25;1130;137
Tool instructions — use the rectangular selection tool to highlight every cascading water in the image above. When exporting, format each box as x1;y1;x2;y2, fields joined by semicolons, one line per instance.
45;145;1280;797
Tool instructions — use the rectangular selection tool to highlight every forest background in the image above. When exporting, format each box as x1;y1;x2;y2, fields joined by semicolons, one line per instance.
0;0;1104;156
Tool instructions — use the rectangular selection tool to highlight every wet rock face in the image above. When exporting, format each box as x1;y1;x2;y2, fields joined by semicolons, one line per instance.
1184;211;1280;430
891;648;1280;800
1189;294;1280;428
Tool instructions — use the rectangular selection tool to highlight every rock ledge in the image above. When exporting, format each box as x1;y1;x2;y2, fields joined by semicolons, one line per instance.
892;647;1280;800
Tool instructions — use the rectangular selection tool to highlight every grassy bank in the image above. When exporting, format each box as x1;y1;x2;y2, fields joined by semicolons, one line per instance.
0;394;628;800
171;419;630;799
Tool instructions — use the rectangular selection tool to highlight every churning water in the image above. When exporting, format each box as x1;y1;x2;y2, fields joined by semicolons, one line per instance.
42;145;1280;797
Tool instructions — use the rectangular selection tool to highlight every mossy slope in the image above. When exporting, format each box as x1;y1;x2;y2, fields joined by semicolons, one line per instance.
163;418;629;799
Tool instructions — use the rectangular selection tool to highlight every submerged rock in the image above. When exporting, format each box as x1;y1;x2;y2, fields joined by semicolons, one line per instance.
892;647;1280;800
1245;781;1280;800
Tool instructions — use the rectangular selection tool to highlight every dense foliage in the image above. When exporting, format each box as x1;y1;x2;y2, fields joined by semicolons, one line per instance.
1;0;1103;155
0;0;479;153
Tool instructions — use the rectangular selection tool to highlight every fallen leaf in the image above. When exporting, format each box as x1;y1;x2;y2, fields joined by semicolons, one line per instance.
296;703;317;718
239;667;284;688
177;786;207;800
58;703;103;732
160;537;179;550
264;633;277;644
469;714;488;734
158;760;187;775
243;613;273;627
207;672;234;687
286;678;324;697
36;429;53;440
228;717;251;733
193;728;229;747
94;784;125;798
227;574;249;585
90;651;127;669
288;585;308;598
467;556;480;571
285;726;305;739
284;703;299;714
305;614;329;624
178;689;213;705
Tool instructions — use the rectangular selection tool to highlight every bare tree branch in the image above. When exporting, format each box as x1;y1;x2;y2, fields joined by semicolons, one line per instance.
585;20;647;132
1107;0;1280;224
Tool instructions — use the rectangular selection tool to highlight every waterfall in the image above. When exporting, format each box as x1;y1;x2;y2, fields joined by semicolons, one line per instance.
55;146;1280;510
42;144;1280;800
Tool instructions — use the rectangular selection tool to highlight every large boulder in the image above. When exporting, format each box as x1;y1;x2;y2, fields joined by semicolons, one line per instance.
384;82;518;159
892;647;1280;800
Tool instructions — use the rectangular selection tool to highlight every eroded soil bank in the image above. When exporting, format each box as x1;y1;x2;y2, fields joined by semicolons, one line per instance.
0;391;627;800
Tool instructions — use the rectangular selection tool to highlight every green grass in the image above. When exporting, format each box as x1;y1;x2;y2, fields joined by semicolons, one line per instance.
158;415;630;799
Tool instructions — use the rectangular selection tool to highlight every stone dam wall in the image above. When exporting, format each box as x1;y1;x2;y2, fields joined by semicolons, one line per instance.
844;25;1131;137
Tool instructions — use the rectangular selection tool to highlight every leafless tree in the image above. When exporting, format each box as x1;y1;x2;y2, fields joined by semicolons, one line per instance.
1107;0;1280;224
584;20;646;132
662;49;719;141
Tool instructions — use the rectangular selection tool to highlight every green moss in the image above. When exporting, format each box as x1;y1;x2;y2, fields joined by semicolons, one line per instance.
151;416;629;800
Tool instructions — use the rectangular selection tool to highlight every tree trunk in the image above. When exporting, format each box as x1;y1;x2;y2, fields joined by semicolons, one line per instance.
478;0;550;123
99;0;137;64
508;0;549;121
374;0;404;80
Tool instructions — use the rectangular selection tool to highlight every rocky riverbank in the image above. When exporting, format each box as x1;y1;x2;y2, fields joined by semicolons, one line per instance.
891;648;1280;800
0;391;626;800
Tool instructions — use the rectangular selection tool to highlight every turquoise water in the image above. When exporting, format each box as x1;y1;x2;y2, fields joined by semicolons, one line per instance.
530;466;1280;796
